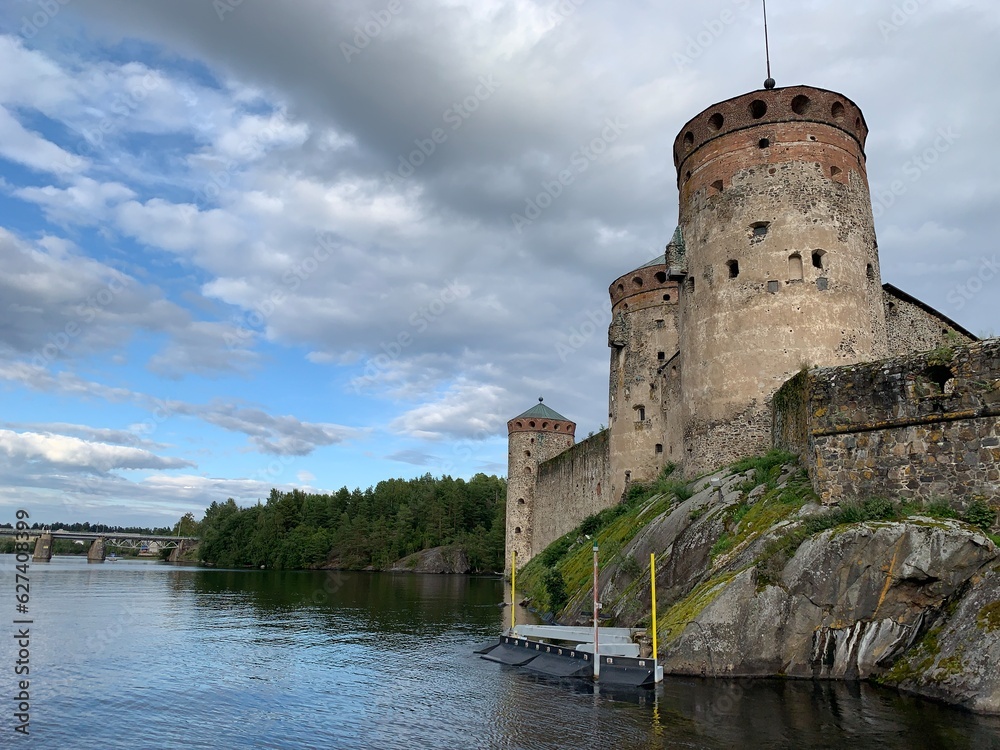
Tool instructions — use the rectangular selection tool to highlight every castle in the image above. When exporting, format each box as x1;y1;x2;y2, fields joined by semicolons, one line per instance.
506;81;996;571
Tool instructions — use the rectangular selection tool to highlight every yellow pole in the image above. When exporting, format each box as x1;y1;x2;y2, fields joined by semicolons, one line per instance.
650;552;658;662
511;549;516;632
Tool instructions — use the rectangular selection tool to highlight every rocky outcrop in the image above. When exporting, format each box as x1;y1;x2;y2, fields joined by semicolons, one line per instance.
662;520;996;682
388;545;470;574
546;460;1000;713
886;568;1000;713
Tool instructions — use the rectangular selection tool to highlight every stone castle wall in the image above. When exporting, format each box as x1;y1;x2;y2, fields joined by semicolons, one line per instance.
532;430;612;555
774;339;1000;506
884;284;977;356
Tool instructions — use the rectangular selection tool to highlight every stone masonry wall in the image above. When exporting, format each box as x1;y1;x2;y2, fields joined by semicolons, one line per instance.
774;339;1000;506
533;430;612;554
883;284;976;356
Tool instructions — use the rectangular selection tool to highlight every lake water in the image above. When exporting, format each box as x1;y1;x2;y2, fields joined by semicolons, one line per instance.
6;555;1000;749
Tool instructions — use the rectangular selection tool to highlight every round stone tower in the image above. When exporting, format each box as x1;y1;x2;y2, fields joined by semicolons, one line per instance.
607;254;682;500
672;84;889;475
505;399;575;573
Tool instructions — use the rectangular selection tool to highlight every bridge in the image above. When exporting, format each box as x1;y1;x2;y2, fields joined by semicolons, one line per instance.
1;529;199;563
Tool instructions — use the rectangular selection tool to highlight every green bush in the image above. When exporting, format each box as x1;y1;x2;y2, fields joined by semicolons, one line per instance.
542;567;568;611
923;499;959;519
710;533;733;558
538;534;574;568
964;499;996;531
805;497;900;535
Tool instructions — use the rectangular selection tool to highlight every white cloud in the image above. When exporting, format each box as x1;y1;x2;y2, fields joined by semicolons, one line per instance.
0;429;192;472
390;381;507;439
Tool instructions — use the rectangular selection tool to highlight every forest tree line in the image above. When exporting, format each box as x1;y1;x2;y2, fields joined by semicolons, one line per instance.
195;472;507;571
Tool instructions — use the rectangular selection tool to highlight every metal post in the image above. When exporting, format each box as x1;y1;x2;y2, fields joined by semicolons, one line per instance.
593;542;600;679
651;553;658;663
511;549;516;633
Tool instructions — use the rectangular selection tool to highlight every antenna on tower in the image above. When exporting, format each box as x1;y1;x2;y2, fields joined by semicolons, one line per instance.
763;0;775;90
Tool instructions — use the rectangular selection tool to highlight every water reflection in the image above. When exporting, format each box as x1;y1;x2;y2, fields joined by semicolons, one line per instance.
15;558;1000;750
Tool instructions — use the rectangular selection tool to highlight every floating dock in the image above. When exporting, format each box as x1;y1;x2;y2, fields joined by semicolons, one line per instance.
477;628;662;687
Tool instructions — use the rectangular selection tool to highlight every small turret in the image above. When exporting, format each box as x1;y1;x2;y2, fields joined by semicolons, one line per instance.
505;398;575;572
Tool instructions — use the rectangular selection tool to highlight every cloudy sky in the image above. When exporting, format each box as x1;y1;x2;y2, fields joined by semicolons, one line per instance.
0;0;996;528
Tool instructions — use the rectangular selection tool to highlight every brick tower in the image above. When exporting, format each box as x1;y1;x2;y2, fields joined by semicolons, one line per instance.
504;399;575;573
672;85;890;474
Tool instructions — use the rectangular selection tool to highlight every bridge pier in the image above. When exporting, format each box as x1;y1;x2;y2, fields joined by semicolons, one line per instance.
87;537;106;563
33;533;53;562
168;539;191;563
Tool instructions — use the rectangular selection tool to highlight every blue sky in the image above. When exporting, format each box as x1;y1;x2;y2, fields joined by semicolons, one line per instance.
0;0;997;528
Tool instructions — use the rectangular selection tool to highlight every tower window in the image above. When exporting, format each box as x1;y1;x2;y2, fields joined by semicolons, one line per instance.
655;444;663;454
655;271;667;283
632;276;643;287
758;138;770;149
683;131;694;147
517;498;525;505
831;101;845;120
525;450;531;457
812;250;826;269
635;405;646;422
515;527;522;534
750;100;768;119
655;319;665;329
791;94;812;115
529;421;536;428
617;283;624;293
867;263;876;282
789;253;803;281
830;166;842;178
657;352;665;360
708;112;724;131
751;222;770;238
727;259;740;278
663;294;671;301
687;278;695;293
767;280;779;294
710;179;724;195
524;466;531;475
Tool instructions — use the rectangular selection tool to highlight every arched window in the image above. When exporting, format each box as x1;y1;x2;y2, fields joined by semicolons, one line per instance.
789;253;803;281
